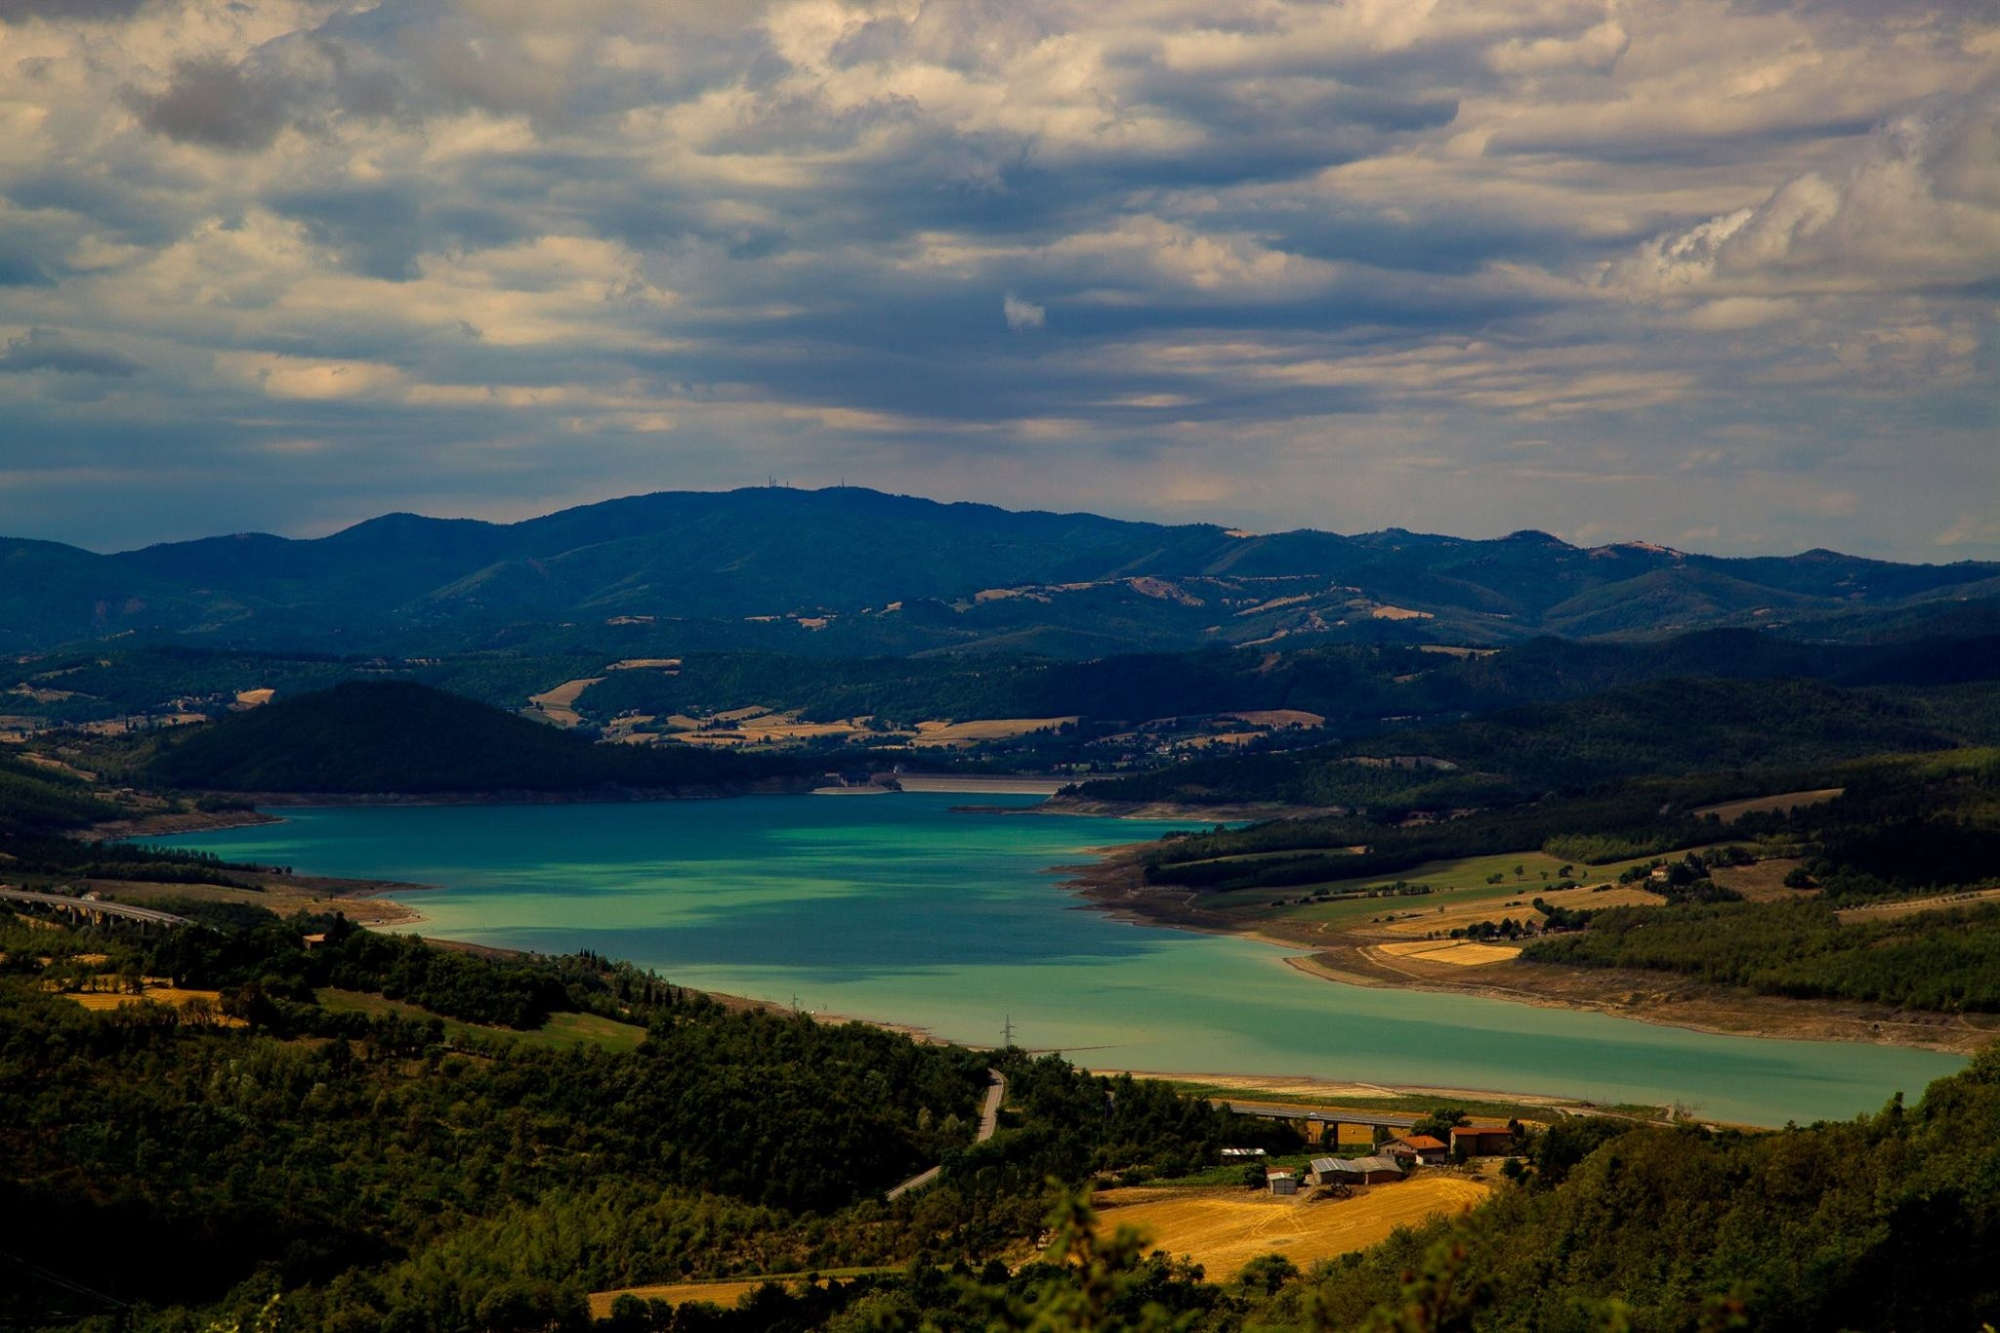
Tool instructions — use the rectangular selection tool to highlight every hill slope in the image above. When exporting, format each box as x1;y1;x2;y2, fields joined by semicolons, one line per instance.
144;681;805;794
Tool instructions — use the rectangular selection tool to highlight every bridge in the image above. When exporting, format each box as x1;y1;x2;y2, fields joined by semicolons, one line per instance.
0;888;193;930
1220;1101;1421;1140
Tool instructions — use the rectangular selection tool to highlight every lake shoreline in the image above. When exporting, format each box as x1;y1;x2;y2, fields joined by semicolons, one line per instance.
140;794;1964;1126
1055;842;1997;1058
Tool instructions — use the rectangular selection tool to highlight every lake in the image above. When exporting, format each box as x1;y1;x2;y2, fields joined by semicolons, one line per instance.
152;793;1963;1126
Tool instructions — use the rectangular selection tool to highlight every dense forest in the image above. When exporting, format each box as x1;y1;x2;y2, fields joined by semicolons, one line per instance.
141;681;811;795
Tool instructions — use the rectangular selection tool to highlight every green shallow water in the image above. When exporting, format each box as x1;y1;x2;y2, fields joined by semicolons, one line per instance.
153;794;1962;1126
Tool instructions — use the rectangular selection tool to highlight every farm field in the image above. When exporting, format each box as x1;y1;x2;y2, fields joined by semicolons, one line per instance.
526;677;604;727
587;1270;889;1319
1708;857;1812;901
61;984;244;1025
1209;848;1674;941
1376;940;1523;966
317;988;649;1052
1693;788;1844;822
1095;1177;1490;1275
912;716;1080;745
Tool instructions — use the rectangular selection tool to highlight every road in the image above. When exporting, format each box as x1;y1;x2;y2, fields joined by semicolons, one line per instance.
0;888;192;929
887;1067;1006;1201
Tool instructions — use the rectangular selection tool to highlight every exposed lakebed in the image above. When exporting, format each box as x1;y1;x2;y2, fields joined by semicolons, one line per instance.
153;793;1961;1126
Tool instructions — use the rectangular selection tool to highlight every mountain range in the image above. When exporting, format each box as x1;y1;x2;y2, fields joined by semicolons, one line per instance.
7;486;1997;655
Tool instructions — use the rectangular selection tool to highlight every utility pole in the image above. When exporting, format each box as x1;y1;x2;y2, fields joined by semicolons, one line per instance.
1002;1014;1015;1048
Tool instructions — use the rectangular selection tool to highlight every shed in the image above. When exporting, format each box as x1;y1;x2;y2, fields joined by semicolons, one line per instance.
1311;1155;1403;1186
1266;1168;1298;1196
1449;1125;1517;1157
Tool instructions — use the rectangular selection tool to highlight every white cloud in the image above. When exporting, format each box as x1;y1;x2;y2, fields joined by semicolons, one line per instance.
1002;291;1045;330
1609;87;2000;294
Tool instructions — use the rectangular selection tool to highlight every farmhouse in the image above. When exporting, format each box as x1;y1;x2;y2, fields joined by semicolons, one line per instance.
1449;1125;1517;1157
1311;1155;1403;1186
1381;1134;1449;1166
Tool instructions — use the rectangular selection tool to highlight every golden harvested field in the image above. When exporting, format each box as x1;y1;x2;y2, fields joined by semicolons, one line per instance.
1097;1178;1490;1276
673;710;871;746
1693;788;1843;822
588;1270;887;1319
62;986;244;1025
1221;709;1326;729
911;716;1079;745
528;677;605;726
1375;940;1522;967
588;1281;770;1318
608;658;681;670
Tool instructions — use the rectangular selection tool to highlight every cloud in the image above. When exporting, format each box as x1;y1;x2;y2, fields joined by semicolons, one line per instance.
0;327;139;375
1609;86;2000;293
0;0;1990;559
0;0;146;21
1002;292;1044;331
123;54;291;150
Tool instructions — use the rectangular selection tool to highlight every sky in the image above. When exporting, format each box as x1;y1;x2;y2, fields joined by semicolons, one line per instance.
0;0;1995;559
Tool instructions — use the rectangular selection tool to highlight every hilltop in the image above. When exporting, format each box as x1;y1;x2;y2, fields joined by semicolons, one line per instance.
5;486;1995;655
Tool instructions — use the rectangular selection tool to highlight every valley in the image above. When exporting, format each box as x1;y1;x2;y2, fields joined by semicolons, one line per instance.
4;487;1999;1332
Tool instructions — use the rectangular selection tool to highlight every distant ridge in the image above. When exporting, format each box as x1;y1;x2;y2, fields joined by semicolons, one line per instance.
2;487;1994;655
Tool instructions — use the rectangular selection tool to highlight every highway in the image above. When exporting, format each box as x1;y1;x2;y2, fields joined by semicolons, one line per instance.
887;1066;1006;1201
0;888;193;929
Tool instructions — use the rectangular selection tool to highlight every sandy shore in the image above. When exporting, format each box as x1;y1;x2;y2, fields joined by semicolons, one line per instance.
1083;1068;1596;1111
896;774;1072;796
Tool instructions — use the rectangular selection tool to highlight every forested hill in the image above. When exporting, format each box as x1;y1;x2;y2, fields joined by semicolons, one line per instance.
143;681;809;795
7;897;2000;1330
1080;676;1989;810
6;486;1996;653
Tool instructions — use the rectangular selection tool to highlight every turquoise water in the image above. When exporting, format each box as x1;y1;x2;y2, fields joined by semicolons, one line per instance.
153;794;1962;1126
